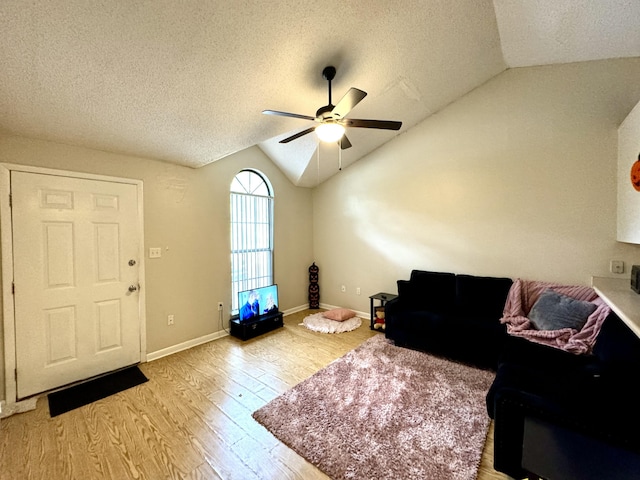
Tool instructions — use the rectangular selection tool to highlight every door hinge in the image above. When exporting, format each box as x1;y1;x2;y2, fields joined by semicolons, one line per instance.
9;193;12;208
12;281;15;295
14;368;17;382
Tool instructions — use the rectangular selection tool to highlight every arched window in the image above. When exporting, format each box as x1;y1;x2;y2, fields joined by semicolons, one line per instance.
230;170;274;313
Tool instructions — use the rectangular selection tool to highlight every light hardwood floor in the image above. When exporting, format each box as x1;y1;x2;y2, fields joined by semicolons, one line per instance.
1;310;515;480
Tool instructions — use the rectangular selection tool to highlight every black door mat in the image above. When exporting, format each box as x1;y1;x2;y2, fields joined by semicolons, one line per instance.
47;365;148;417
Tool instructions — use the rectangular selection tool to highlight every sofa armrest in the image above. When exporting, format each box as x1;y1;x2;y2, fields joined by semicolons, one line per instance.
384;296;405;340
383;295;403;316
492;389;531;479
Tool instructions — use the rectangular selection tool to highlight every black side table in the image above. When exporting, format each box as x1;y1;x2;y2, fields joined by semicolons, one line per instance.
369;292;398;331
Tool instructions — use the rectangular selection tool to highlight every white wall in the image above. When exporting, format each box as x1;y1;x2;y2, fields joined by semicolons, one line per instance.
313;58;640;312
0;137;313;400
617;99;640;243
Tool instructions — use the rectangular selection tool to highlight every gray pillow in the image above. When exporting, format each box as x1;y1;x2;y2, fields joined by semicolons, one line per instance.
528;289;597;331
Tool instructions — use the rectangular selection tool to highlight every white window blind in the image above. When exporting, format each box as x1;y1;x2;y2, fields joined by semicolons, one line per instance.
230;171;273;313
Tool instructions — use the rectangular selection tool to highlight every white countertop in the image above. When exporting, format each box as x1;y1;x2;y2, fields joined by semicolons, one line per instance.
591;276;640;339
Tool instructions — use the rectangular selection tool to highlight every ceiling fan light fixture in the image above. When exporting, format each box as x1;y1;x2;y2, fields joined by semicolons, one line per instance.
316;122;345;143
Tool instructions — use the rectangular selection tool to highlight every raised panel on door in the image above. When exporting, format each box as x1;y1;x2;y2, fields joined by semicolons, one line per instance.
43;222;75;288
94;223;121;283
95;299;123;352
44;306;77;365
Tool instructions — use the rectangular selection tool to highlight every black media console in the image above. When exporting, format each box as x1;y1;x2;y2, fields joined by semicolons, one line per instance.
230;311;283;340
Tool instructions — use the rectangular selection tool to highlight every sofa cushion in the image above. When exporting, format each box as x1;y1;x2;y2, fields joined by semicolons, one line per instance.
404;270;456;312
446;316;507;368
499;335;598;369
528;289;596;331
395;309;450;332
455;274;513;319
396;280;415;301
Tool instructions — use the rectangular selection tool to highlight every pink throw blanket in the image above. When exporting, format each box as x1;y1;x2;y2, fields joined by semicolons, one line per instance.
500;279;610;354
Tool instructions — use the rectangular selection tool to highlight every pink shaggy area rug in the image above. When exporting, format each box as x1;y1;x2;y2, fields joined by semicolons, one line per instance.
252;335;495;480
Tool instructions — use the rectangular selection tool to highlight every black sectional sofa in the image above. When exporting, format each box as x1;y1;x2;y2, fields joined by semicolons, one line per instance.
385;270;513;370
385;270;640;479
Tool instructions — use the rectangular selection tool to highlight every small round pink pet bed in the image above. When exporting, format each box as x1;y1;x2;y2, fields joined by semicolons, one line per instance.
301;312;362;333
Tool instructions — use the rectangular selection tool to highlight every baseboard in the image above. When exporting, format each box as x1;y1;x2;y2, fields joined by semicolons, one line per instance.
281;304;310;315
146;305;337;361
146;330;229;362
319;302;368;319
285;304;367;318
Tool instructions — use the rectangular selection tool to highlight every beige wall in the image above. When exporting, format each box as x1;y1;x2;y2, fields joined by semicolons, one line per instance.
313;58;640;312
0;138;313;401
618;98;640;243
4;57;640;403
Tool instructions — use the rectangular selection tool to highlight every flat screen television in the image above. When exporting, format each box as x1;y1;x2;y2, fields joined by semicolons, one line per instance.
238;284;279;322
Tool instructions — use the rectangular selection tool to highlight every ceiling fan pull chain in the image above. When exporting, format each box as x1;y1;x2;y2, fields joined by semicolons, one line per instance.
339;140;342;171
317;142;320;183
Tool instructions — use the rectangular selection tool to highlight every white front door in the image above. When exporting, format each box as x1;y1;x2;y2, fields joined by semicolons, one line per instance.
11;171;142;399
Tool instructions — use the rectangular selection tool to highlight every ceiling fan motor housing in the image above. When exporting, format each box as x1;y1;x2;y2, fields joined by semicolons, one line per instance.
316;104;335;119
322;66;337;81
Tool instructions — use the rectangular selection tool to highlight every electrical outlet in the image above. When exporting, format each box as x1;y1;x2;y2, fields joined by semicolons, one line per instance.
218;302;223;311
610;260;624;274
341;285;346;293
356;287;361;295
149;247;162;258
167;314;174;325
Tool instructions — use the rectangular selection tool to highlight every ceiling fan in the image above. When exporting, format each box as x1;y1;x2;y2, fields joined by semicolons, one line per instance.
262;66;402;150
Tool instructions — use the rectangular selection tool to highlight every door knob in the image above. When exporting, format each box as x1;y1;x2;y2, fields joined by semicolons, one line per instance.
128;259;136;266
128;285;138;293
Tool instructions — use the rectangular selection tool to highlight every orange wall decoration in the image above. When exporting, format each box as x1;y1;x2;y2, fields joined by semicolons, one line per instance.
631;153;640;192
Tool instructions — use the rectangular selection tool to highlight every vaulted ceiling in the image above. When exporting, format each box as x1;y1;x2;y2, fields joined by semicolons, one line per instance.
1;1;639;186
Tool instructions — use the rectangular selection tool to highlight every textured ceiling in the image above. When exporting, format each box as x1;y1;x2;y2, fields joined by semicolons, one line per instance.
494;0;640;67
0;1;639;187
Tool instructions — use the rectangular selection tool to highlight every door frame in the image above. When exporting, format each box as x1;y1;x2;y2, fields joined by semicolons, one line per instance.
1;163;147;405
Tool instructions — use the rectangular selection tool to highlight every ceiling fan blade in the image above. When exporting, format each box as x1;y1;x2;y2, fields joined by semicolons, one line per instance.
340;135;352;150
263;110;316;121
344;118;402;130
332;88;367;118
279;126;316;144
